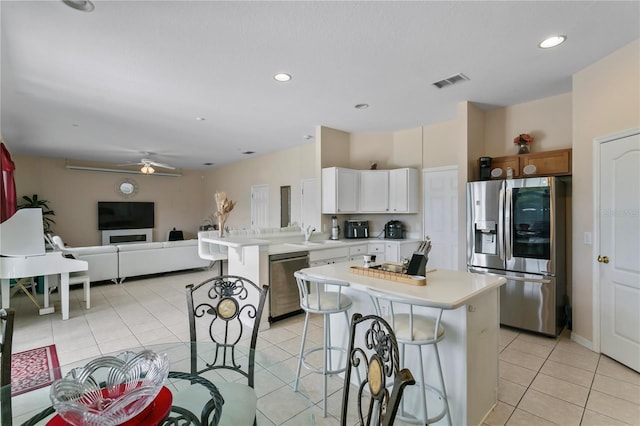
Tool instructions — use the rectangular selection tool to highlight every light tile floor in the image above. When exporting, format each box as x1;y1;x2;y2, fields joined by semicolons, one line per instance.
8;269;640;425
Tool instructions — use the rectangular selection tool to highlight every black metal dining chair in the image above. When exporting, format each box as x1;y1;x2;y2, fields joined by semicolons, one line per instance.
1;308;15;426
341;313;415;426
178;275;269;426
163;371;224;426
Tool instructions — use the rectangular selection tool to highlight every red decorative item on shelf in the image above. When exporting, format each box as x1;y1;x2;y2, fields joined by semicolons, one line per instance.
514;133;534;154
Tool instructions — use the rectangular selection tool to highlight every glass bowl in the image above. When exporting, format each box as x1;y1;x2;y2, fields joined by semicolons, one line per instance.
50;350;169;426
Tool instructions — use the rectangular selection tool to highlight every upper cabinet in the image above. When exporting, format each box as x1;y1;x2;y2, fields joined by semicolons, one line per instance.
322;167;418;214
359;170;390;212
322;167;359;213
481;148;572;180
389;168;419;213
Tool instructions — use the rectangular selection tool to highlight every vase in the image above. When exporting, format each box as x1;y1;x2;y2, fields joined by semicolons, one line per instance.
518;142;530;154
218;218;225;238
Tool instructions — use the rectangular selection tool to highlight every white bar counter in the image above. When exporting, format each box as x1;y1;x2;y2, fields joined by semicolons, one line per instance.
299;261;506;426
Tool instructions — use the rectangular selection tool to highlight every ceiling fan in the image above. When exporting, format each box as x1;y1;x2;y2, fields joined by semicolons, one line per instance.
119;157;176;174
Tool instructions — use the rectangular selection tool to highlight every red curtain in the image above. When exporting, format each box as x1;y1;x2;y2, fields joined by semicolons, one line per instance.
1;143;17;223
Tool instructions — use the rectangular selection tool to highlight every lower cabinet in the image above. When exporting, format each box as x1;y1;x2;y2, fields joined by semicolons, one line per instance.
309;246;349;267
367;242;385;262
348;244;368;261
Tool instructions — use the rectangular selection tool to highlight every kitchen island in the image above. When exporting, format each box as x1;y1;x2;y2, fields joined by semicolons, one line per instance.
299;262;506;426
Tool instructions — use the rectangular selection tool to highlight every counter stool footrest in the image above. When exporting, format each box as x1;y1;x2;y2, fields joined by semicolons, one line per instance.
396;384;448;425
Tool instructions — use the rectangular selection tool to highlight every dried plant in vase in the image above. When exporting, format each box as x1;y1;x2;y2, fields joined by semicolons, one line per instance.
214;191;236;237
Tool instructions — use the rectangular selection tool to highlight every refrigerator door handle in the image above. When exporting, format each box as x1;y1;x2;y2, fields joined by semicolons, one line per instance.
498;187;505;261
505;188;512;260
469;268;552;284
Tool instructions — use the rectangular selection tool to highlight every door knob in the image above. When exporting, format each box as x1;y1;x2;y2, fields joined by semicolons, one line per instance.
598;255;610;264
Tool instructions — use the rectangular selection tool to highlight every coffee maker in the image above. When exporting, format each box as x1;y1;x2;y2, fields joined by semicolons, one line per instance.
330;216;340;240
384;220;404;239
479;157;492;181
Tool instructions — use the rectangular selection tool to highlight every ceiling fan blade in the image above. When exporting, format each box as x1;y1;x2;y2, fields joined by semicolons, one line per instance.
117;162;144;166
149;161;175;170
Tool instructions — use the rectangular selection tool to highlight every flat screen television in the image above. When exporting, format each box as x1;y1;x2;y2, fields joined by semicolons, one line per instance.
98;201;155;230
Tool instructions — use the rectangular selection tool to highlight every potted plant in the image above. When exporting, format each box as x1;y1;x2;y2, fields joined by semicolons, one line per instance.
18;194;56;232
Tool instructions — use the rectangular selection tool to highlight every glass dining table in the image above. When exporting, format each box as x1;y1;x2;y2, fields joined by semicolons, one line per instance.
6;342;318;426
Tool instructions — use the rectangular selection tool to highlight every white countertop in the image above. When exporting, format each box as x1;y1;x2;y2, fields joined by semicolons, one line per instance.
199;233;421;255
199;235;271;248
267;238;420;255
299;261;506;309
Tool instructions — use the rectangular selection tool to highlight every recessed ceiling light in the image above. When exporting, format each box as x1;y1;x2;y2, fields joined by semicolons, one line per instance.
62;0;95;12
303;135;313;140
274;73;292;82
196;117;206;121
539;35;566;49
354;104;369;109
242;151;255;155
203;162;214;166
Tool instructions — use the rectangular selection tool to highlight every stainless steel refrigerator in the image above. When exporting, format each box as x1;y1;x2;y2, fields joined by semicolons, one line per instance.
466;177;566;336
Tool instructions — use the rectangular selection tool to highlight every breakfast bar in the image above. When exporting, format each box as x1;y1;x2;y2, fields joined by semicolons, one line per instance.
299;262;506;426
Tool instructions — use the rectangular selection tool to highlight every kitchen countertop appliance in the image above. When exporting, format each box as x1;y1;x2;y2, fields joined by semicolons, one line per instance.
344;220;369;239
269;251;309;322
466;177;566;336
384;220;404;239
330;215;340;240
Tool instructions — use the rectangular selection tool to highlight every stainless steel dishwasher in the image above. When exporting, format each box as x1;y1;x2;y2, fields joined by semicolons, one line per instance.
269;251;309;322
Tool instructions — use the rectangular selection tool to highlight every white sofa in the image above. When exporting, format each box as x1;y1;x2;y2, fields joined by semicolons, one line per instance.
53;236;212;283
52;236;119;282
117;240;210;281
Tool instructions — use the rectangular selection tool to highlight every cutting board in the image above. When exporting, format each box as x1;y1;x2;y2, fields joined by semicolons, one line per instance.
349;266;426;286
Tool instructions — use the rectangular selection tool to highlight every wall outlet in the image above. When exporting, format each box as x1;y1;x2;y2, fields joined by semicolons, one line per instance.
583;232;592;245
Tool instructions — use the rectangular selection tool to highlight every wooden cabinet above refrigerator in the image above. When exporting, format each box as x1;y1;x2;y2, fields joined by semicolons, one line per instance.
479;148;572;180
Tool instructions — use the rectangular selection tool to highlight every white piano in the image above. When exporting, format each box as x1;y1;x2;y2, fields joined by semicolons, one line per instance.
0;209;87;320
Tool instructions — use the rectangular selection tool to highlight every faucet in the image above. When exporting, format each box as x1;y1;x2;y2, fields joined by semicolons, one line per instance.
304;225;316;242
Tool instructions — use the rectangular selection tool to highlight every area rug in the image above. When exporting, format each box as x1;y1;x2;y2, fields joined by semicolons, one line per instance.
11;344;61;396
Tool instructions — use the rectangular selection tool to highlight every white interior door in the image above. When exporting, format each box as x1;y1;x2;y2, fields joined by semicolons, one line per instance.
598;129;640;372
300;178;319;231
423;166;459;270
251;184;269;229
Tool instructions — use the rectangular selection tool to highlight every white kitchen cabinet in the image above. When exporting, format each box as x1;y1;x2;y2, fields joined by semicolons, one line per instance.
309;246;349;267
389;168;419;213
384;242;400;263
322;167;418;214
359;170;389;212
348;244;368;261
322;167;359;214
383;240;421;263
367;242;386;262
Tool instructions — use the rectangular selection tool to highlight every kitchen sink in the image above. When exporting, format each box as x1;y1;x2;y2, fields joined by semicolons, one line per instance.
285;242;322;247
285;240;344;248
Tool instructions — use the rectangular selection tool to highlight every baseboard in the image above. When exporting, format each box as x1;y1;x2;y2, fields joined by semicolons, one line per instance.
571;332;596;352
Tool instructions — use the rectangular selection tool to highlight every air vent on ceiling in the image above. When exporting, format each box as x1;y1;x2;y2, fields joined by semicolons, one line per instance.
432;73;470;89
